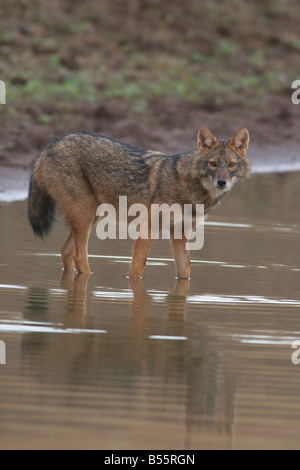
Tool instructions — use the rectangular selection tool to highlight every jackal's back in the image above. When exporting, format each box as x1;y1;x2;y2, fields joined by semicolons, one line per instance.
31;131;183;207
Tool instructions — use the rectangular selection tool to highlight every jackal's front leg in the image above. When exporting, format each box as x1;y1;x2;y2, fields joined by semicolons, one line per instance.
170;234;190;279
128;237;153;279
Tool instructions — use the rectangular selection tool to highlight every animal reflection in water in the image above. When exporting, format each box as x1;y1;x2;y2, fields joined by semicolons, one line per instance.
59;270;190;328
22;272;235;447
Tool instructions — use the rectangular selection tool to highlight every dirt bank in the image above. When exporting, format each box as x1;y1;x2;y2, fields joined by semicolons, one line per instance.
1;93;300;171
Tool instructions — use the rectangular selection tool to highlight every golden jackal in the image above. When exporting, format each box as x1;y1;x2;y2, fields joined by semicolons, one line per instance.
28;126;250;279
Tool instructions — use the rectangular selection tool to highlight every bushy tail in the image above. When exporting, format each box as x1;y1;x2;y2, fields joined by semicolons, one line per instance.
28;173;55;239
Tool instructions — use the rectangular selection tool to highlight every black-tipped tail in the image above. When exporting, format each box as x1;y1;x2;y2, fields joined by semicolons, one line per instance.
28;174;55;239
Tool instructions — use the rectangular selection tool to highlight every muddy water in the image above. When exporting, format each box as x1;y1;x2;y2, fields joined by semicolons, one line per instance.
0;171;300;450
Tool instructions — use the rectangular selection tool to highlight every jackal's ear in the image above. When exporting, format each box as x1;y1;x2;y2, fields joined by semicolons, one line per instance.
197;126;218;153
229;128;250;156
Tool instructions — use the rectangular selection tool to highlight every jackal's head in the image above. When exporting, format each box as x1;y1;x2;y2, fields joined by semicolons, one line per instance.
197;126;250;193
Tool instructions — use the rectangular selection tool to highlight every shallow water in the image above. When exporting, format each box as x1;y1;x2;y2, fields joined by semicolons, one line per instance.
0;171;300;449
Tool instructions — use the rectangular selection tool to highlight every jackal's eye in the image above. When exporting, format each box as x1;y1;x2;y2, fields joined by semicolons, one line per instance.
228;162;236;168
208;161;217;168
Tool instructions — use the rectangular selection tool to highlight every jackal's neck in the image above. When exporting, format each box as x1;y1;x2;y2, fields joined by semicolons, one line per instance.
175;148;201;180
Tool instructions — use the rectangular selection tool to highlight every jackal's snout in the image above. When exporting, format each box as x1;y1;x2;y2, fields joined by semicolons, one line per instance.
217;179;227;188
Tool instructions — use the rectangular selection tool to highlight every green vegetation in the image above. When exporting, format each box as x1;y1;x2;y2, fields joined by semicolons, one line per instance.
2;1;299;107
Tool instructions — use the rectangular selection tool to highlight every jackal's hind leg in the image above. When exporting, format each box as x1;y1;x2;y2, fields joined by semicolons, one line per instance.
60;232;75;271
72;220;94;275
64;206;97;275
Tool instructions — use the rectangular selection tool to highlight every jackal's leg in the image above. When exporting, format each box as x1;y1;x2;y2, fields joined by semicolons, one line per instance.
72;230;91;274
170;234;190;279
61;215;100;272
128;237;153;279
61;232;75;271
65;206;97;274
91;215;101;232
72;226;93;275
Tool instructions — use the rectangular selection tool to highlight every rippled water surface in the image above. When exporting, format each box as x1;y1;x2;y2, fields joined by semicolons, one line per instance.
0;172;300;449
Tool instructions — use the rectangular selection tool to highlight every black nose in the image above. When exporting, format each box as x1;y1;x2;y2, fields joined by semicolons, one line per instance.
217;179;227;188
